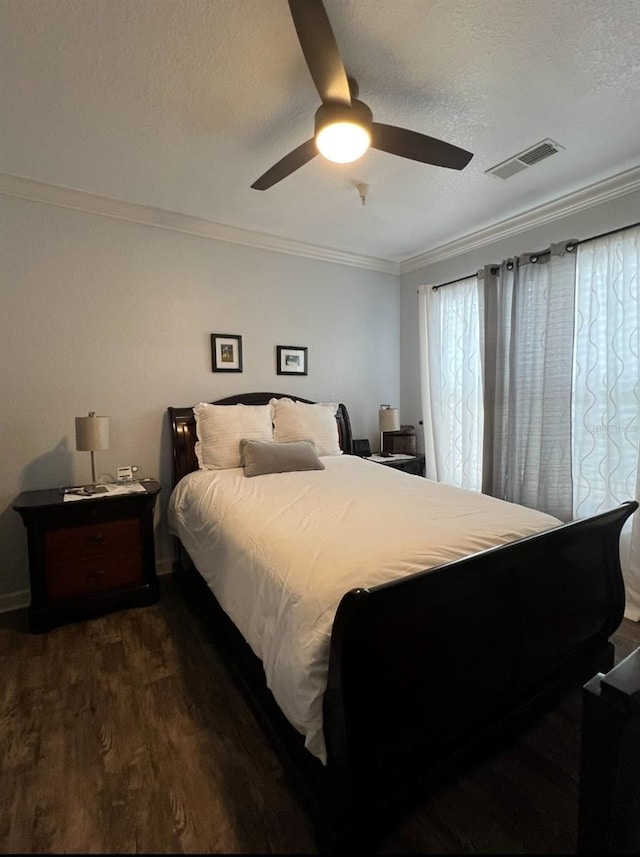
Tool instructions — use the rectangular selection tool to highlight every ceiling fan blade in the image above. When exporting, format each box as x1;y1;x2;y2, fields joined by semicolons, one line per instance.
371;122;473;170
251;138;318;190
288;0;351;105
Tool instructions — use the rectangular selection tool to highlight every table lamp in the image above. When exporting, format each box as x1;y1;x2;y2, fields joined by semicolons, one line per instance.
379;405;400;456
75;411;110;484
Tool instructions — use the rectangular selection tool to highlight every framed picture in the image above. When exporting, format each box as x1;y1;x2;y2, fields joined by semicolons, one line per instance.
277;345;308;376
211;333;243;372
352;438;372;457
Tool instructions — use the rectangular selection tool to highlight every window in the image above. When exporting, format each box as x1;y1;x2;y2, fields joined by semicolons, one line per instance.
418;276;483;490
418;223;640;618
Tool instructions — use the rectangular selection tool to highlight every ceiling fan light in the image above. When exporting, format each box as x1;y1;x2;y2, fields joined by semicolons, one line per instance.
316;121;371;163
314;99;373;165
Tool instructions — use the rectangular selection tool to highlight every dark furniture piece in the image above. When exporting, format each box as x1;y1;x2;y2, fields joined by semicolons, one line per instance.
578;645;640;853
382;424;417;456
13;481;161;633
372;453;425;476
167;393;637;851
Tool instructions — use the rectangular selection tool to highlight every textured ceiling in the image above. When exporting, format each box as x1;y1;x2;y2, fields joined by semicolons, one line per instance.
2;0;639;263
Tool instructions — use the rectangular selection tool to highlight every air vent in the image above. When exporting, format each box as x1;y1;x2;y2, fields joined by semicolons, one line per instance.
485;139;564;180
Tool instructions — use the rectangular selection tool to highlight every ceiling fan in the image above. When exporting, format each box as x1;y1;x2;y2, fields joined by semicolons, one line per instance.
251;0;473;191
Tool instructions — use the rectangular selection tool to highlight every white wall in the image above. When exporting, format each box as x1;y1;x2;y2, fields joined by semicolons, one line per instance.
0;195;399;602
399;189;640;446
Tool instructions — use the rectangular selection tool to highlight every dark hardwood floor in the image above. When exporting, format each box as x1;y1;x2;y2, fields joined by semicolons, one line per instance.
1;575;639;854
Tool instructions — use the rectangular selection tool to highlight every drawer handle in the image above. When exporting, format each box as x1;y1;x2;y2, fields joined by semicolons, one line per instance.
86;570;107;582
87;534;105;545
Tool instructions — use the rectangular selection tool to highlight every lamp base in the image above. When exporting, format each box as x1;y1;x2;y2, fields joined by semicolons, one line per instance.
380;431;392;456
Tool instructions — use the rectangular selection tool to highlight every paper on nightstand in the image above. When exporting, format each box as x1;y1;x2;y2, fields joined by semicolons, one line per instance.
366;454;415;463
63;482;147;501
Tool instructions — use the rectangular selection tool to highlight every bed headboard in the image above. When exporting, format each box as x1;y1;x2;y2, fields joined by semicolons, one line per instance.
167;392;353;488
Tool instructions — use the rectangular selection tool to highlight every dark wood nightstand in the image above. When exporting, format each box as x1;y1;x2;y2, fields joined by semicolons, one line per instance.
13;481;161;633
365;454;426;476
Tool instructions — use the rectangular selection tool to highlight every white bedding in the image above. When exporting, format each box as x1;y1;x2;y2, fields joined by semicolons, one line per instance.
167;455;560;764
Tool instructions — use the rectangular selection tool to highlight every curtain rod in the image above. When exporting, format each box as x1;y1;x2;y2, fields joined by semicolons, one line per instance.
428;219;640;292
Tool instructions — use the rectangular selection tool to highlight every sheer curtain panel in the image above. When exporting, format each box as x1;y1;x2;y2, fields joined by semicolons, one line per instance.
418;278;483;490
572;225;640;619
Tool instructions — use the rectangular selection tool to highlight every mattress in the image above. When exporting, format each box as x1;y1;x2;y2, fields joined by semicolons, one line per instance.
167;455;560;763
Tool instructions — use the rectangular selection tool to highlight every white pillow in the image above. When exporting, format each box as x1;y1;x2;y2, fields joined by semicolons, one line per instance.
194;403;273;470
270;397;342;457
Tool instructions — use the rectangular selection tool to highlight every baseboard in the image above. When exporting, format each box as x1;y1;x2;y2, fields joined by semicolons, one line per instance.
156;558;173;577
0;588;30;614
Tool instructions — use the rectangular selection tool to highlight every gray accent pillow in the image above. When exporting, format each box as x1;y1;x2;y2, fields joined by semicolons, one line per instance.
240;439;325;477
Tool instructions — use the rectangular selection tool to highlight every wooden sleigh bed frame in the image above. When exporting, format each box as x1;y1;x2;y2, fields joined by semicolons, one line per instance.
168;392;638;851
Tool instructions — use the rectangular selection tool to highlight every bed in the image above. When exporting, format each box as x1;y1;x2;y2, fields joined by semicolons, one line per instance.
167;392;637;851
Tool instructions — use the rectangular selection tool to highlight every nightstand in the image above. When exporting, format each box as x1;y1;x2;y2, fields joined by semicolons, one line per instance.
365;454;426;476
13;481;161;633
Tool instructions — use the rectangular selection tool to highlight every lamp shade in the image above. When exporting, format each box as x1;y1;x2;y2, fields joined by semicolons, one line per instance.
75;412;110;451
379;406;400;434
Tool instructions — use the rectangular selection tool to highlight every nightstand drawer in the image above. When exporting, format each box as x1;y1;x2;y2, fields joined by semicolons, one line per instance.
395;458;424;476
365;454;426;476
47;552;143;601
44;518;140;564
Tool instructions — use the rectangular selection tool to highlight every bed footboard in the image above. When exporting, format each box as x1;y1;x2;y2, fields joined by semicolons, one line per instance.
324;502;637;800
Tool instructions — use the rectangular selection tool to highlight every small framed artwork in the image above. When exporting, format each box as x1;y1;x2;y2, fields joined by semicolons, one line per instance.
211;333;243;372
352;438;372;457
277;345;308;376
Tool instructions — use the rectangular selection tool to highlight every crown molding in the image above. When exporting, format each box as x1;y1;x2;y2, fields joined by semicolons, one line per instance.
4;167;638;279
399;165;640;274
0;173;399;275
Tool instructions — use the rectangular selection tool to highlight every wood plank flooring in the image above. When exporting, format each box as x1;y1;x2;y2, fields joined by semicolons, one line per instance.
1;576;639;854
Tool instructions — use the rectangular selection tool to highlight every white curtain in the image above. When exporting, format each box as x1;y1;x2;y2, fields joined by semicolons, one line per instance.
418;278;483;490
572;225;640;619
